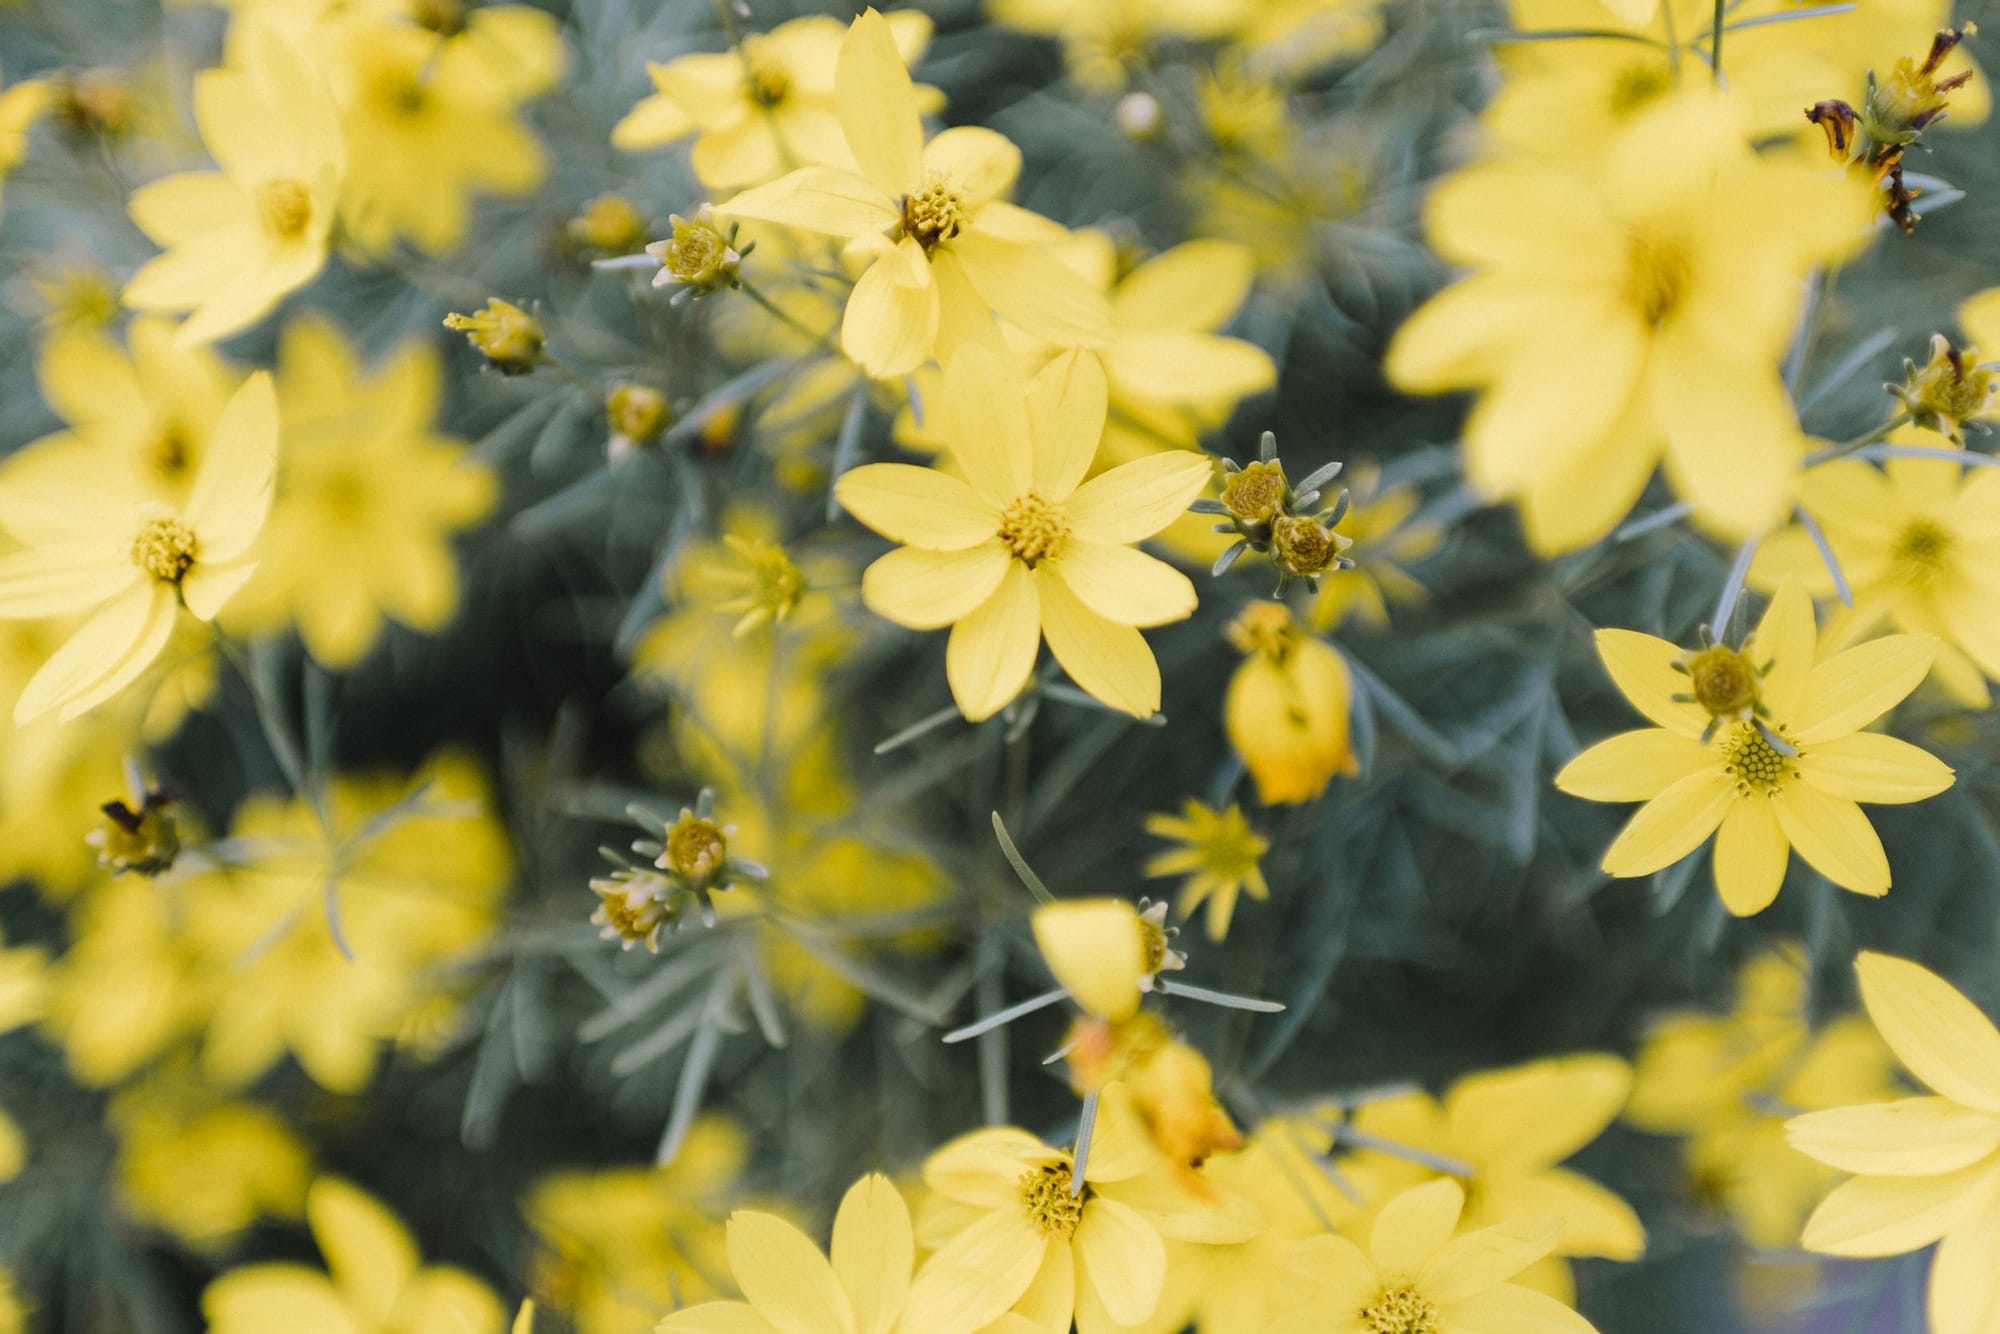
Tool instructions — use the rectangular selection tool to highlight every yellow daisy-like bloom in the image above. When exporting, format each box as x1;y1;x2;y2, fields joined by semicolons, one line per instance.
721;9;1111;379
1555;581;1952;915
0;372;276;723
1223;601;1358;805
1267;1178;1598;1334
112;1089;311;1250
1386;90;1873;553
836;345;1209;721
202;1177;507;1334
904;1088;1260;1333
123;41;342;345
220;317;496;668
1750;439;2000;709
613;10;942;190
1142;798;1270;941
1790;952;2000;1334
658;1173;917;1334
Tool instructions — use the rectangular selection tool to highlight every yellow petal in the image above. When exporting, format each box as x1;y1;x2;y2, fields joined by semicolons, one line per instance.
1439;1283;1599;1334
1786;1098;2000;1177
728;1209;856;1334
1065;451;1212;545
1770;785;1887;896
0;544;136;618
183;558;257;622
1797;732;1954;805
1031;899;1147;1022
1651;325;1798;540
1791;634;1937;746
1369;1179;1463;1276
1712;796;1788;917
1799;1158;2000;1257
921;127;1020;211
202;1269;353;1334
1855;952;2000;1114
185;371;278;562
1473;1169;1646;1262
1751;578;1817;721
127;171;247;245
1420;1216;1563;1303
835;8;924;198
1444;1055;1630;1174
1553;729;1708;803
862;543;1010;630
1599;769;1733;878
1929;1204;2000;1334
951;229;1113;349
308;1179;418;1325
513;1299;537;1334
901;1209;1047;1331
1051;540;1194;629
610;91;694;149
1072;1195;1165;1326
721;167;899;241
1034;567;1159;718
657;1301;782;1333
16;579;175;724
1283;1233;1379;1310
1101;332;1275;408
1025;349;1106;501
834;463;998;549
831;1175;912;1334
945;560;1038;722
842;248;940;380
1591;629;1707;740
1111;239;1255;335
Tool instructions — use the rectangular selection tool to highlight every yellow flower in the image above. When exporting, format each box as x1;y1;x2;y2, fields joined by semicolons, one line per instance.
1790;952;2000;1333
0;371;276;723
1750;439;2000;708
202;1177;507;1333
1143;798;1270;941
1555;581;1953;915
1309;465;1442;633
613;10;943;190
0;929;47;1034
0;76;49;215
1386;91;1873;553
1268;1178;1598;1334
1892;334;1997;440
1031;898;1183;1023
838;345;1208;719
647;205;744;295
123;41;342;344
221;317;496;668
1223;601;1358;804
1060;1011;1243;1167
720;9;1111;379
1344;1055;1646;1302
112;1089;311;1249
443;298;546;374
1625;945;1899;1249
658;1173;917;1334
904;1089;1259;1332
986;0;1247;90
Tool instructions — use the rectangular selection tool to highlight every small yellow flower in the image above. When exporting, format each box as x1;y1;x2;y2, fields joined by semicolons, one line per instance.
711;534;808;637
1031;897;1184;1023
1555;581;1954;915
0;372;276;722
566;193;649;258
1223;601;1358;804
646;204;743;295
1143;798;1269;941
1790;951;2000;1332
1892;333;1997;441
88;787;180;875
605;382;669;460
444;298;546;374
1864;24;1978;143
112;1090;311;1249
837;345;1209;720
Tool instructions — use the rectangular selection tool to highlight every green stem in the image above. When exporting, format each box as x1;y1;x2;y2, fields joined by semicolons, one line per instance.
1804;411;1914;466
735;277;842;355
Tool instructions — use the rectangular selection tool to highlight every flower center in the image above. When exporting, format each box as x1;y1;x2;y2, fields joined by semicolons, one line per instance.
1222;461;1287;526
131;513;197;584
999;491;1071;566
258;179;314;240
1019;1161;1086;1238
149;427;190;478
662;814;728;881
1199;828;1262;879
1625;234;1690;327
901;177;966;253
1609;60;1670;115
1893;518;1954;584
1271;513;1339;576
1721;722;1800;795
740;37;791;106
1685;645;1760;721
1362;1284;1443;1334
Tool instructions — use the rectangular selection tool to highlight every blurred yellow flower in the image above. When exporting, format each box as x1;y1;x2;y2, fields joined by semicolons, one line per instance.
1387;92;1873;553
1268;1178;1597;1334
1308;465;1441;633
123;42;342;344
1143;798;1269;941
838;346;1208;720
0;1268;20;1334
222;317;496;667
1556;581;1951;915
1223;601;1357;804
202;1177;507;1333
0;929;47;1033
658;1173;915;1334
0;371;276;723
721;9;1111;378
112;1088;311;1248
1790;952;2000;1333
0;1105;21;1183
0;76;48;214
613;10;942;190
1625;946;1899;1249
987;0;1244;91
1032;898;1182;1023
443;297;545;374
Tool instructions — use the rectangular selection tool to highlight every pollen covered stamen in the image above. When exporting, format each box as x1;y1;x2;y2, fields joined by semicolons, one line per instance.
131;514;197;584
900;177;965;252
257;179;313;240
999;491;1071;566
1019;1161;1086;1238
1361;1284;1443;1334
1722;722;1800;796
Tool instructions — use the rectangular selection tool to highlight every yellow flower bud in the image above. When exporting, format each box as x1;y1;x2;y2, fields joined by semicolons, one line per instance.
87;789;180;876
1893;334;1997;441
1224;602;1358;804
566;193;649;258
605;381;668;459
647;205;742;294
442;299;545;375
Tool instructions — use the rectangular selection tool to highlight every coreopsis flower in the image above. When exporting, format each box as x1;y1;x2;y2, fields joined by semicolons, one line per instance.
443;298;545;374
1789;952;2000;1334
111;1090;311;1249
708;534;809;637
836;345;1208;720
202;1178;507;1333
24;259;122;332
1625;945;1899;1250
1223;601;1358;804
1386;91;1873;553
1556;580;1953;915
720;9;1111;379
1032;898;1185;1023
219;318;495;668
647;205;744;297
1892;334;1997;440
1344;1055;1646;1302
904;1090;1261;1332
1749;440;2000;707
1143;798;1270;941
0;75;48;214
1268;1179;1598;1334
565;192;648;258
613;10;942;190
0;372;275;723
1308;464;1442;632
658;1174;923;1334
123;41;342;345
